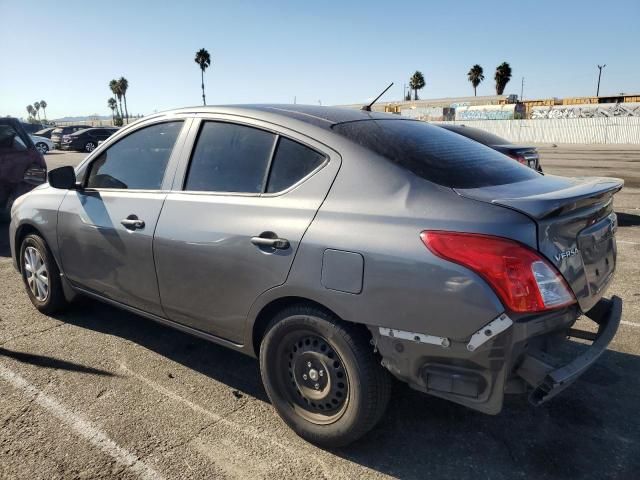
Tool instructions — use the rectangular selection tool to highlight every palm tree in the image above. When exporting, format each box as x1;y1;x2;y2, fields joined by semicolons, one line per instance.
109;79;124;118
194;48;211;105
34;102;42;122
467;65;484;96
118;77;129;123
26;105;35;121
108;97;118;124
40;100;48;120
494;62;512;95
409;71;425;101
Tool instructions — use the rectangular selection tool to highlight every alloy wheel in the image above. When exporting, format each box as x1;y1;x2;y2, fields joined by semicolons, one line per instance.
85;142;96;152
24;246;49;301
36;143;48;154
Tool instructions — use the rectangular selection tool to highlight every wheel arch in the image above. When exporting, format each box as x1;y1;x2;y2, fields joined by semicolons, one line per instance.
250;295;371;357
14;223;42;271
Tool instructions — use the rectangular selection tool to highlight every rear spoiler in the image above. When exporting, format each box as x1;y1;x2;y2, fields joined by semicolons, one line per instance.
456;176;624;220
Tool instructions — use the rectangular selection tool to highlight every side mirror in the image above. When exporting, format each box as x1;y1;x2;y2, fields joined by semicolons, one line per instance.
48;166;77;190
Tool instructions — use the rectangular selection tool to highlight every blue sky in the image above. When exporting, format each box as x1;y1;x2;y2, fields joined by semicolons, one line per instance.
1;0;639;119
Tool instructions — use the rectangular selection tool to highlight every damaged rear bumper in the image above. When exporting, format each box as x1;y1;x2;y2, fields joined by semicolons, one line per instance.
371;296;622;415
516;296;622;406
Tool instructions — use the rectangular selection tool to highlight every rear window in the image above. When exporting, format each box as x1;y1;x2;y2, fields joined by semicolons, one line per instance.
332;120;538;189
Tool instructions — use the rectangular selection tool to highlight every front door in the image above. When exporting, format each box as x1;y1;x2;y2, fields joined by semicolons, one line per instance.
57;120;186;315
154;119;339;342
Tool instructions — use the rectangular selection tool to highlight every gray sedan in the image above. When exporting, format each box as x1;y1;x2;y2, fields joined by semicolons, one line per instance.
9;105;623;446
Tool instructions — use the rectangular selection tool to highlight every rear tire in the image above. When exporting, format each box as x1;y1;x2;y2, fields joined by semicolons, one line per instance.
19;234;68;314
35;142;49;154
259;304;391;447
85;141;96;152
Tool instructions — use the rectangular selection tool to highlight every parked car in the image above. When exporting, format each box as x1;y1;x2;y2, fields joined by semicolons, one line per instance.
10;106;622;446
50;125;91;148
0;118;47;215
438;124;543;172
33;127;57;139
60;127;118;152
30;134;55;154
20;123;46;135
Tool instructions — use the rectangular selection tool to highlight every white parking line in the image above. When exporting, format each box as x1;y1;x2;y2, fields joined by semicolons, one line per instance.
119;364;332;478
0;364;164;480
618;240;639;245
621;320;640;328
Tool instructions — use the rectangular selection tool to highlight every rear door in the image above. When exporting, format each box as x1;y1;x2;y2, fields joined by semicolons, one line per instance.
153;117;340;342
58;119;189;314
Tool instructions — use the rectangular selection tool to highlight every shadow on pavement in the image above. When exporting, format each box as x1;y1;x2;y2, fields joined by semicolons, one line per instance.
617;212;640;227
53;299;640;480
0;221;10;257
0;347;116;376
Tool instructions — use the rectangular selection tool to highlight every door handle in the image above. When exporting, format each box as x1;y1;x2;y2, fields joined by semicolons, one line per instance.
121;215;145;230
251;234;290;250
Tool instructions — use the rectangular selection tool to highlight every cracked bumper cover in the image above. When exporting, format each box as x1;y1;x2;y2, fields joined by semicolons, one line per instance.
370;296;622;415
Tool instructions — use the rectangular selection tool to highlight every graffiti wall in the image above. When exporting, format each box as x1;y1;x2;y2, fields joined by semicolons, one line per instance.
455;104;525;121
400;107;455;121
433;117;640;144
531;103;640;119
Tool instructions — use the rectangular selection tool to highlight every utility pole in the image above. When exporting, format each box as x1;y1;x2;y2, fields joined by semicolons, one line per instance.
520;77;524;101
596;64;606;97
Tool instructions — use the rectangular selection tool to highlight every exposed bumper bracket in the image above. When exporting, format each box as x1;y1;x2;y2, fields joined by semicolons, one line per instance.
466;313;513;352
379;327;450;348
518;296;622;406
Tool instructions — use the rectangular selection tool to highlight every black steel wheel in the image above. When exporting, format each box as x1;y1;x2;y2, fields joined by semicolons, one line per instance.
281;332;350;424
260;304;392;447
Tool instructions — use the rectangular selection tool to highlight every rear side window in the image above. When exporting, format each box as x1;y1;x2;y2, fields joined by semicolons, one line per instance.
332;120;538;189
266;137;325;193
185;122;275;193
86;121;182;190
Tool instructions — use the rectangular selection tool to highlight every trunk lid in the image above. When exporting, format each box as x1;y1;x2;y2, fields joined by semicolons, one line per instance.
456;175;623;312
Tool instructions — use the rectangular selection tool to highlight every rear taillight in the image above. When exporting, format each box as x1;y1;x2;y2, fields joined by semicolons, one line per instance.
508;153;527;165
420;231;575;313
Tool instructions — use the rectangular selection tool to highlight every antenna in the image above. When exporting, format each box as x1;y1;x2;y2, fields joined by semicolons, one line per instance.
362;83;394;111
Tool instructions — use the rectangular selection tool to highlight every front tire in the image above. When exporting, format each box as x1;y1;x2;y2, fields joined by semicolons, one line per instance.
85;141;96;152
20;234;68;314
260;305;391;447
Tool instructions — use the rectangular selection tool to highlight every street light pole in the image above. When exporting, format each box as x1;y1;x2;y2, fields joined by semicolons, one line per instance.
596;64;606;97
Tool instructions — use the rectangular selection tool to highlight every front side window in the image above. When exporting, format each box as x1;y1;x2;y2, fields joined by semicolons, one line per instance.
185;122;275;193
86;121;183;190
266;137;325;193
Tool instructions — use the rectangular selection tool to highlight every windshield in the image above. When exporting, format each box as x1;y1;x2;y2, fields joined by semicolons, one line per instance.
332;119;539;189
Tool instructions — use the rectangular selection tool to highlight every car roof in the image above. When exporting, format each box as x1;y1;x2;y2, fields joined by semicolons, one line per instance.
163;104;400;130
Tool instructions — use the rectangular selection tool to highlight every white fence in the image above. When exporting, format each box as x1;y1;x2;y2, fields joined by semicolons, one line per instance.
434;117;640;144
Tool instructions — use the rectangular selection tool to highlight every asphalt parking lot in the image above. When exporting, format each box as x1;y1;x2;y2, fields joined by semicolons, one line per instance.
1;145;639;480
